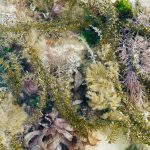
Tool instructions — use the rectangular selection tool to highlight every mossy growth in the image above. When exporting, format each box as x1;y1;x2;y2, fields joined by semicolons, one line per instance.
115;0;133;20
0;0;150;147
0;137;5;150
9;135;23;150
0;39;149;147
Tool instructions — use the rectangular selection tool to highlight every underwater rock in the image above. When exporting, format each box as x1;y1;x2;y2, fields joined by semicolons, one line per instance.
24;108;95;150
74;71;84;92
85;131;129;150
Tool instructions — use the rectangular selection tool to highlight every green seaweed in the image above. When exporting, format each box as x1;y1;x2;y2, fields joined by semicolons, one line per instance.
27;98;38;108
81;26;100;47
115;0;133;20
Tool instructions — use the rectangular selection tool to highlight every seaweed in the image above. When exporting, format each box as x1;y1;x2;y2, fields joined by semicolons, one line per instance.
115;0;133;20
0;0;150;149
